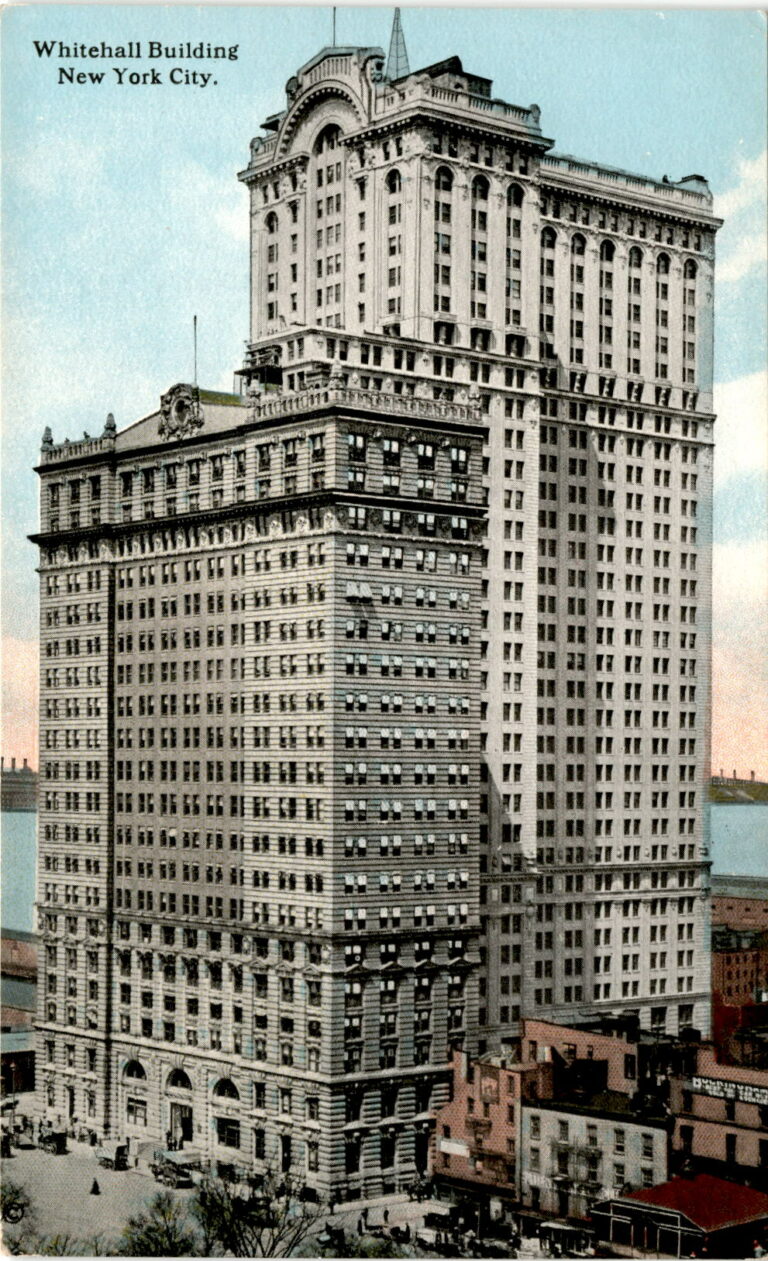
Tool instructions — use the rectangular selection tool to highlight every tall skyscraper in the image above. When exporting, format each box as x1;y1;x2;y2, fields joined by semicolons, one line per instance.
33;21;720;1198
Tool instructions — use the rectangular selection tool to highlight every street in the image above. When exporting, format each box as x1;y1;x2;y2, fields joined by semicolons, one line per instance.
1;1143;558;1257
1;1142;195;1252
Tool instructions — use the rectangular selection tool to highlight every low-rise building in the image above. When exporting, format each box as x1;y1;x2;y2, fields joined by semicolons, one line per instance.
519;1096;668;1220
431;1017;675;1220
592;1172;768;1259
1;930;37;1096
521;1018;644;1094
712;925;768;1055
431;1049;547;1204
712;875;768;932
670;1043;768;1188
0;758;37;812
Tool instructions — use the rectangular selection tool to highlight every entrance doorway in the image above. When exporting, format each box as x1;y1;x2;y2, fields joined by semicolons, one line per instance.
414;1131;429;1175
170;1102;193;1145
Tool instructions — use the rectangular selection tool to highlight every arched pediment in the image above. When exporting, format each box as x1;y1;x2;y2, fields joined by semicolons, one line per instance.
277;84;365;159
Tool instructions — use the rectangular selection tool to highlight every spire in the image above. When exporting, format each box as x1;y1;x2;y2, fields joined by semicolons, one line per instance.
386;8;409;81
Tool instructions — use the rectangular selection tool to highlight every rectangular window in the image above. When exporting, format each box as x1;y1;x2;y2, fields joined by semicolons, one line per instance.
216;1117;241;1148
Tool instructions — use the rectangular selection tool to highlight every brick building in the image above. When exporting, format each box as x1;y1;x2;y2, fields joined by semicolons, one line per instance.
670;1043;768;1189
431;1018;673;1215
712;875;768;932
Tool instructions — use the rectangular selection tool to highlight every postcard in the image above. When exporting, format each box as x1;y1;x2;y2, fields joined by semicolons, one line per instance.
1;5;767;1257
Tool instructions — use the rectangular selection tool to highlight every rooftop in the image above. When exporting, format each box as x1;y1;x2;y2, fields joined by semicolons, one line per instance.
711;776;768;804
37;376;486;470
623;1174;768;1234
712;875;768;900
526;1088;667;1127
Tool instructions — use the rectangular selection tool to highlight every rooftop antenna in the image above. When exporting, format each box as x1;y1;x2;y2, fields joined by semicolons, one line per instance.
193;315;198;386
332;6;336;47
386;8;409;81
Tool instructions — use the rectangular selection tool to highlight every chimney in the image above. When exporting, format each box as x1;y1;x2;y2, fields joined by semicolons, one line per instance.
733;769;737;781
11;757;16;771
751;770;755;782
23;758;28;770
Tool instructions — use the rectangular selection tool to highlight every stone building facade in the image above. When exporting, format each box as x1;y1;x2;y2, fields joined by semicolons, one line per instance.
519;1100;668;1220
33;22;720;1194
33;380;485;1196
239;37;720;1045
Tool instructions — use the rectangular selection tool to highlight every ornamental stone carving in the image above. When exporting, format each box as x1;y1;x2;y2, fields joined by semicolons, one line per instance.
159;384;204;442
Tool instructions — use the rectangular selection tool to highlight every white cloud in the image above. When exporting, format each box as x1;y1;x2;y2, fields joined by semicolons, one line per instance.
713;538;768;613
714;148;767;286
717;230;768;285
713;370;768;487
714;149;767;220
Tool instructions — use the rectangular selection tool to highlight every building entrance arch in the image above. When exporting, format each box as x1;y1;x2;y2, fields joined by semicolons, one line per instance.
165;1068;194;1146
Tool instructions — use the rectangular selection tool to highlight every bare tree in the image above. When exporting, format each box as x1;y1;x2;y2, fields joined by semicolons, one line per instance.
191;1168;322;1257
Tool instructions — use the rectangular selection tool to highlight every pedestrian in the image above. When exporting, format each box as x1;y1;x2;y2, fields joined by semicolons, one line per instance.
329;1197;336;1215
383;1208;389;1225
753;1245;765;1260
357;1216;364;1236
90;1178;101;1196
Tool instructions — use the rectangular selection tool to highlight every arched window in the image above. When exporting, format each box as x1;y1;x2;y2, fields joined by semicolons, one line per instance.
471;175;489;202
213;1078;240;1100
435;166;454;192
683;259;698;280
315;124;341;155
265;212;278;236
386;169;402;195
123;1060;146;1081
167;1069;192;1091
541;226;557;250
507;183;524;208
599;240;615;262
629;246;643;269
571;234;586;256
657;252;670;275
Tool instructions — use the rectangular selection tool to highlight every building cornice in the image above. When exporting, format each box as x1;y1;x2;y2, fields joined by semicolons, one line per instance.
29;485;486;549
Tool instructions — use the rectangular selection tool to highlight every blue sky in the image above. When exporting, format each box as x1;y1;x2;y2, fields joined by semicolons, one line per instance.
2;5;766;772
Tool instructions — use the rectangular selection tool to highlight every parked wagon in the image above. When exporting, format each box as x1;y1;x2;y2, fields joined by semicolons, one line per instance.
150;1148;204;1188
95;1140;129;1170
38;1129;67;1155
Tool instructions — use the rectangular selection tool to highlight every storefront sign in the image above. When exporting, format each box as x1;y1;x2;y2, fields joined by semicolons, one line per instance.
689;1075;768;1106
